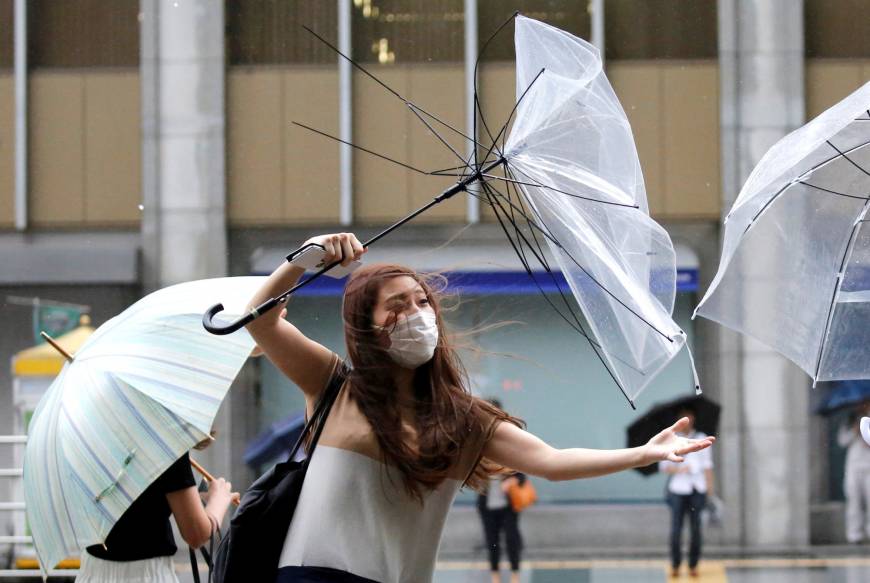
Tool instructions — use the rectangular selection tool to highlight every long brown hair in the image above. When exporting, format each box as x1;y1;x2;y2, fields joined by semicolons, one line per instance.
342;263;523;500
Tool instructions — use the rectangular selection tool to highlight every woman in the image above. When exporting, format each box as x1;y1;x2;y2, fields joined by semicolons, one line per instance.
659;406;714;578
247;232;714;583
76;441;237;583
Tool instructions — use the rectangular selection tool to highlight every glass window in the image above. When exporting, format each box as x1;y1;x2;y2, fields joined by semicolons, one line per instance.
28;0;138;68
0;0;12;70
606;0;717;60
478;0;591;62
806;0;870;58
227;0;338;65
352;0;464;64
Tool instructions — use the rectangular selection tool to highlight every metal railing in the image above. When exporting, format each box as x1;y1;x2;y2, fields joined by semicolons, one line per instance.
0;435;78;579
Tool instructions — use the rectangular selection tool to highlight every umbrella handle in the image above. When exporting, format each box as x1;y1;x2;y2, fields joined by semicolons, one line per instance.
190;458;240;507
202;297;281;336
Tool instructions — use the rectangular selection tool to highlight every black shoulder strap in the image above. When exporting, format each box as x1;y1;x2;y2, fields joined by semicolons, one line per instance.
287;360;348;460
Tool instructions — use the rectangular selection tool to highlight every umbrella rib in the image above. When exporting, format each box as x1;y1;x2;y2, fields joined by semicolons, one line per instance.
482;179;648;377
406;103;473;168
799;180;870;201
827;140;870;178
482;68;547;166
498;164;675;343
793;137;870;180
472;11;519;166
482;171;641;208
301;25;491;158
429;158;503;176
293;121;434;176
812;201;870;382
501;166;649;377
481;183;636;407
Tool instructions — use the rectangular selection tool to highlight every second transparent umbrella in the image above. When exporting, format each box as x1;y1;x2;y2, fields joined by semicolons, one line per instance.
696;82;870;384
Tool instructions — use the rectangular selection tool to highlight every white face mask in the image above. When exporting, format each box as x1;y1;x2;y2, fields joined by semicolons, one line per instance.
376;310;439;369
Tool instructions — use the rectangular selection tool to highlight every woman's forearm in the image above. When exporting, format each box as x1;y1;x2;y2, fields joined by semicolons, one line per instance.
246;261;305;333
545;446;648;481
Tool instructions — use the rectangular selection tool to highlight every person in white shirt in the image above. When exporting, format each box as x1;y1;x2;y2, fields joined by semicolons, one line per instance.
838;402;870;543
659;406;714;578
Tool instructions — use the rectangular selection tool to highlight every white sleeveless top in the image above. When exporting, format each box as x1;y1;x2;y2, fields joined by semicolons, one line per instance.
278;356;497;583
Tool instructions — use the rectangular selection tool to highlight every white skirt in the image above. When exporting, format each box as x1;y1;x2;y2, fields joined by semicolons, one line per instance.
76;554;180;583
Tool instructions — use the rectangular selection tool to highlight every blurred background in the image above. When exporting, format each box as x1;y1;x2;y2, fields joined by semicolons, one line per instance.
1;0;869;580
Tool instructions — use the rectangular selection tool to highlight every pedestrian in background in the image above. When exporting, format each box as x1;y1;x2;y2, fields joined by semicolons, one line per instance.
660;406;714;578
477;399;525;583
838;402;870;543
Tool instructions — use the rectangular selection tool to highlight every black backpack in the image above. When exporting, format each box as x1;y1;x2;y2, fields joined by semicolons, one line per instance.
212;363;347;583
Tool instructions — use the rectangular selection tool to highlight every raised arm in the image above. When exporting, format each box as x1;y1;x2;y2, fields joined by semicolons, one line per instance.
245;233;365;401
483;417;714;482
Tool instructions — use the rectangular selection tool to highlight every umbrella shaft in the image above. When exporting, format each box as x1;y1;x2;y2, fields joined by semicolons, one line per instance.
363;157;505;250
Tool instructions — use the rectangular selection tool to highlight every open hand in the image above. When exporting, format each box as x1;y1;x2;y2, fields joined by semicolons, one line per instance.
642;417;714;465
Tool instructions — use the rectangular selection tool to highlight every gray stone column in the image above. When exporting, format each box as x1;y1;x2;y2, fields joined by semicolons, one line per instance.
140;0;232;479
140;0;227;291
717;0;809;549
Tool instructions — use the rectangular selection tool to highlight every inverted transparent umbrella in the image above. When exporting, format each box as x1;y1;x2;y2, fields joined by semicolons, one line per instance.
204;15;694;406
696;82;870;384
24;277;261;571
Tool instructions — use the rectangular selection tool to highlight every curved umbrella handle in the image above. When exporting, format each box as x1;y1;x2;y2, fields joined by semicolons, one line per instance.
202;297;280;336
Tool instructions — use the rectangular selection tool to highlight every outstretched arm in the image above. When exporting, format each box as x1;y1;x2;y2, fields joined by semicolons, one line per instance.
482;417;714;482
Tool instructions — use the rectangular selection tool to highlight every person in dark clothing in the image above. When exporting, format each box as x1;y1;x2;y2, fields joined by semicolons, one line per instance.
478;472;524;583
476;399;523;583
76;447;236;582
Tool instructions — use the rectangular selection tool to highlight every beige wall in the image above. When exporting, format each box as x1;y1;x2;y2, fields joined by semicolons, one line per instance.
227;66;342;226
353;64;466;224
0;73;13;228
228;64;467;226
18;61;726;231
806;60;870;119
610;61;720;220
28;70;139;228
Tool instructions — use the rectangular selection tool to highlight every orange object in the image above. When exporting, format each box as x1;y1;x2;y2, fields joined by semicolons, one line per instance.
506;478;537;512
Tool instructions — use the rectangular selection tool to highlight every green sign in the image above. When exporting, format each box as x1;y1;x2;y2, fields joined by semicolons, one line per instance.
34;305;82;344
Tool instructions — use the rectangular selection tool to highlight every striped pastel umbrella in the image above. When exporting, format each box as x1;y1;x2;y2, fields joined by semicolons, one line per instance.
23;277;263;571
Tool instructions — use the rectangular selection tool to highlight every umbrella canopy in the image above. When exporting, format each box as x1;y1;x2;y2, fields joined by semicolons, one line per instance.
23;277;262;571
499;16;688;402
243;411;305;469
814;380;870;415
696;82;870;383
626;395;721;476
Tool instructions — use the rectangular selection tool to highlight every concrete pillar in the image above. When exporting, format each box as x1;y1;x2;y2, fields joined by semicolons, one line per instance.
140;0;227;292
140;0;231;479
717;0;809;549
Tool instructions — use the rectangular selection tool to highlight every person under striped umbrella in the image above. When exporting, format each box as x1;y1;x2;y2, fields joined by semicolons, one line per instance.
23;277;262;577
